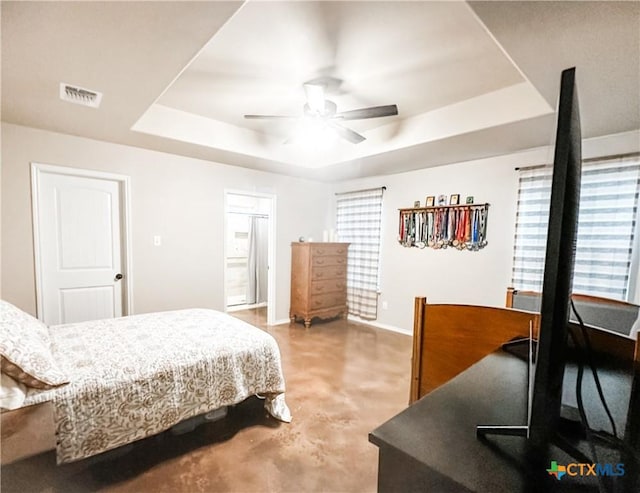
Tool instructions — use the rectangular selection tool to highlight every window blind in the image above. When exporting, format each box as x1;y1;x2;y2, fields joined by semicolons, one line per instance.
512;154;640;301
336;187;384;320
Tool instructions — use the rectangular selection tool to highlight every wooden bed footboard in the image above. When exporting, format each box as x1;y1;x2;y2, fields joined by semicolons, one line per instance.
410;295;638;404
410;297;537;403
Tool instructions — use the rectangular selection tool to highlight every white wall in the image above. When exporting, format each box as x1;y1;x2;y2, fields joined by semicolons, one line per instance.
1;123;332;322
3;122;637;330
333;130;640;333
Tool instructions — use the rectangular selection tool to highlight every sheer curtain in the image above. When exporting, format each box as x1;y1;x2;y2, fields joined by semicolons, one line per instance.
336;187;384;320
512;154;640;301
246;216;268;305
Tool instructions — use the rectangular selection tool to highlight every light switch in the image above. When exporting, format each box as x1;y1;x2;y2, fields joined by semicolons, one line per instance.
153;235;162;246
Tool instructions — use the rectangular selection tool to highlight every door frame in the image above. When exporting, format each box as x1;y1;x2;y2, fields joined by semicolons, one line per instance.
30;163;134;322
223;189;277;326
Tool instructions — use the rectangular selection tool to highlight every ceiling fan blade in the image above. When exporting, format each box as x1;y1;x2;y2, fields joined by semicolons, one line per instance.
303;83;326;114
244;115;297;120
327;121;366;144
334;104;398;120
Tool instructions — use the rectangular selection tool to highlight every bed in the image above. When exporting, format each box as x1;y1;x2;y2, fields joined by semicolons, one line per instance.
0;301;291;465
410;290;639;403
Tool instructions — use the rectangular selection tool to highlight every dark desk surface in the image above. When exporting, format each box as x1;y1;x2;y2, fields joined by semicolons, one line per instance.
370;350;636;492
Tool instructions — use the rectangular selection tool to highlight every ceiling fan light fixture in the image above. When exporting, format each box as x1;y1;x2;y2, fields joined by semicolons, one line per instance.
303;83;326;114
245;80;398;145
290;118;336;149
304;99;337;118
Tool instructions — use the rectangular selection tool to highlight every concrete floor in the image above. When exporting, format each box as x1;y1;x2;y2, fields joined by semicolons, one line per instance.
1;309;413;493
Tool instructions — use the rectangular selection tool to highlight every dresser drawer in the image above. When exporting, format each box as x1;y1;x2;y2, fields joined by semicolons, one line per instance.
311;279;346;295
311;265;346;280
310;292;347;310
311;244;349;257
311;254;347;268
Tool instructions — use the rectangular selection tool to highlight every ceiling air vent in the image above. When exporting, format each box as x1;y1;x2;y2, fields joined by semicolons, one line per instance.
59;83;103;108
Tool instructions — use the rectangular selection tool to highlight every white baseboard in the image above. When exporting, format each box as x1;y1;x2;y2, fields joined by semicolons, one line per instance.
347;315;412;336
268;315;411;334
227;302;268;313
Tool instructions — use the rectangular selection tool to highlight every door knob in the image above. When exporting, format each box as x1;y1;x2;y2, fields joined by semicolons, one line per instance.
115;273;124;281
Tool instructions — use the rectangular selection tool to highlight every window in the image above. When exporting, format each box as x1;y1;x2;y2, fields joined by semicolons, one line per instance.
336;187;385;320
512;154;640;301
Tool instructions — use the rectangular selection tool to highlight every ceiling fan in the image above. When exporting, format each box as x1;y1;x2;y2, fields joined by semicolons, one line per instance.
244;82;398;144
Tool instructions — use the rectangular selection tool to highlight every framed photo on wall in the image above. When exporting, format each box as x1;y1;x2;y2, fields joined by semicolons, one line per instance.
450;194;460;205
438;194;447;206
426;196;435;207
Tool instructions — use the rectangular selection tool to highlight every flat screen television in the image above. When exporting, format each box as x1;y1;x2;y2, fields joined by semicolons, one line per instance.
477;67;582;451
529;65;582;449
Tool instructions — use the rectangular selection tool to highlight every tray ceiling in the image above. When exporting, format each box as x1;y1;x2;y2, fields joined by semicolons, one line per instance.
2;1;638;181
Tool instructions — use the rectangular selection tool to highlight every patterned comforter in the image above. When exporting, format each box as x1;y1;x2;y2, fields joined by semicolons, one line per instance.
24;309;291;464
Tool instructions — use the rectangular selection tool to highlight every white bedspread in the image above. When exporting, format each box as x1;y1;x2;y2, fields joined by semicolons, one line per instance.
25;309;291;464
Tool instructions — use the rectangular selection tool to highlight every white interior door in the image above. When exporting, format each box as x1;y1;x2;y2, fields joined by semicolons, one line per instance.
34;168;125;325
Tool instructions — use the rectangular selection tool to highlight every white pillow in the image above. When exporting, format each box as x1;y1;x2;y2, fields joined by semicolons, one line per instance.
0;300;68;389
0;372;27;410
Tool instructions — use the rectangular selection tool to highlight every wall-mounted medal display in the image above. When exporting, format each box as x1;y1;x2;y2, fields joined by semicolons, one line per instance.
397;203;489;251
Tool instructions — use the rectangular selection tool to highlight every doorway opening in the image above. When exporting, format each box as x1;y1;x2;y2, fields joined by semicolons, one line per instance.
224;191;276;325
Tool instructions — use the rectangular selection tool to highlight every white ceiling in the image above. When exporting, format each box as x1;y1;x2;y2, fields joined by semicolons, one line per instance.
2;1;639;181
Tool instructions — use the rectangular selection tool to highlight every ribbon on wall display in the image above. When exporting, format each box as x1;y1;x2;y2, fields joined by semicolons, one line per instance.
397;203;489;251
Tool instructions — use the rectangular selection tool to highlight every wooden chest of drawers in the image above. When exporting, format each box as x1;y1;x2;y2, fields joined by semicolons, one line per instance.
290;242;349;328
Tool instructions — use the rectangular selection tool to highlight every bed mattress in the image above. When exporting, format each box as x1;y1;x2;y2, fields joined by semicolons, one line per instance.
24;309;290;464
